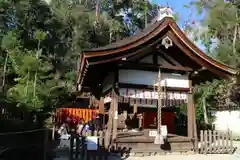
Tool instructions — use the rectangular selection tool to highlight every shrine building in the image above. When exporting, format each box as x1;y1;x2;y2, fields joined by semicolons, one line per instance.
76;10;238;152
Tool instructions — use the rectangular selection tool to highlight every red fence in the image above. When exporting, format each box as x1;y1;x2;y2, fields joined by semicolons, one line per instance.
56;108;97;124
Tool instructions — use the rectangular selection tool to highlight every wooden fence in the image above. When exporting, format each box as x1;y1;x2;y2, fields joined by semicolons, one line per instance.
199;130;235;154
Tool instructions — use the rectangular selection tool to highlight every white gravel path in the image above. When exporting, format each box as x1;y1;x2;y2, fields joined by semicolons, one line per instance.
54;154;236;160
54;140;240;160
126;154;234;160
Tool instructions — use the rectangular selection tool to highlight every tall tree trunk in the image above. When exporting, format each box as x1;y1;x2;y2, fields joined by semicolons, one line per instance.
52;110;55;140
202;97;209;124
1;54;8;92
24;69;30;96
95;0;100;23
233;25;237;56
233;11;238;66
109;31;112;44
144;0;148;28
33;40;41;108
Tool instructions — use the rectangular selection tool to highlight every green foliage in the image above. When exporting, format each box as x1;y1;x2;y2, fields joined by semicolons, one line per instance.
0;0;161;130
189;0;240;67
194;80;221;123
184;0;240;125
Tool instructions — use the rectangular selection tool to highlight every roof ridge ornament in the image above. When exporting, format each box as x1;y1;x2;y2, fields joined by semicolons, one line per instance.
161;36;173;49
155;7;174;21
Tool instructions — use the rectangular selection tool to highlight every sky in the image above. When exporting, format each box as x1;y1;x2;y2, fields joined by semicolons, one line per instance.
154;0;198;27
153;0;206;50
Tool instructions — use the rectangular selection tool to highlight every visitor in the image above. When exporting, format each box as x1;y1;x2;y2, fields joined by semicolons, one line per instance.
58;123;70;139
89;114;101;131
66;116;71;124
95;113;103;131
76;118;85;135
84;122;90;132
87;115;95;135
125;116;131;130
132;113;139;129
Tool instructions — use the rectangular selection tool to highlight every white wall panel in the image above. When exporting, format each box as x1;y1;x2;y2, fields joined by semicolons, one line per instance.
119;69;189;88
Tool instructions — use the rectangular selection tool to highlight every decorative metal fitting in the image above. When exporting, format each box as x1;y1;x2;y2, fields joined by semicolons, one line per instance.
161;36;173;49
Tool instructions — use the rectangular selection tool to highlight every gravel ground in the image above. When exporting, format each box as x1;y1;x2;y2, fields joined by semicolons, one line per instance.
127;154;234;160
54;140;240;160
54;154;236;160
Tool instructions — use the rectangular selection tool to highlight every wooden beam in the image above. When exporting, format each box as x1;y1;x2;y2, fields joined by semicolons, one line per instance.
153;51;158;65
102;87;113;96
126;47;152;62
118;83;189;92
118;61;193;72
134;52;151;62
157;49;182;67
99;97;105;114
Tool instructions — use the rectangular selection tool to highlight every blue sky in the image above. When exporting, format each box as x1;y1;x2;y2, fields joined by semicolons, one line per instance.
153;0;206;50
153;0;201;27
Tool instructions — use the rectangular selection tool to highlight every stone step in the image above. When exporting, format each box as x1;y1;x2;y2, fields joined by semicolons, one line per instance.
114;142;193;153
116;141;193;148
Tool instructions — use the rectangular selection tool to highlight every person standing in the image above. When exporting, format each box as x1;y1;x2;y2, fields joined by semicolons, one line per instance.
76;118;85;135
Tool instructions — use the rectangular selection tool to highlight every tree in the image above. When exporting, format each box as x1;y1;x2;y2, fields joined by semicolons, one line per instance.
183;0;240;125
0;0;160;130
189;0;240;67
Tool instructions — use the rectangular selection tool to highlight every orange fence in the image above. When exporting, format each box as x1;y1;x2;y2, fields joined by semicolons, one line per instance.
56;108;97;124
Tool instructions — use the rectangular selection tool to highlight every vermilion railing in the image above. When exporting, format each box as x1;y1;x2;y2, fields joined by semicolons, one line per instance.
56;108;97;124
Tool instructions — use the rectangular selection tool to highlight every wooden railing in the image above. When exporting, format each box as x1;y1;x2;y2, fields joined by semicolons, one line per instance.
199;130;235;154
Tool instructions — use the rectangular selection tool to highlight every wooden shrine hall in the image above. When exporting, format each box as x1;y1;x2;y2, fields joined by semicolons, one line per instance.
76;10;238;153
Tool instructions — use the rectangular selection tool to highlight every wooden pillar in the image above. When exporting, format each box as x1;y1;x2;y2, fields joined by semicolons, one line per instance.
139;114;143;129
112;92;118;139
99;97;105;114
112;69;119;140
133;103;138;114
188;74;198;152
105;91;114;148
187;78;194;138
123;111;128;130
123;111;127;120
99;97;105;132
192;101;198;152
